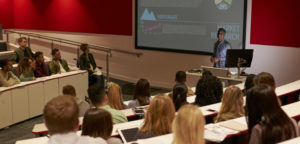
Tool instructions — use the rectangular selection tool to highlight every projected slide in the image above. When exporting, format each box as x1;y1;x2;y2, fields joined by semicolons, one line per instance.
136;0;246;54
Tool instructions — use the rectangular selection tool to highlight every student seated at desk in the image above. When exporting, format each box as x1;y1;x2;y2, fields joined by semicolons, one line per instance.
168;71;194;99
82;108;122;144
0;59;20;87
172;104;205;144
11;37;34;64
88;84;128;124
16;57;36;82
214;86;244;123
44;95;106;144
195;70;223;106
244;74;256;95
246;85;300;144
254;72;276;90
63;85;90;117
135;94;175;139
79;44;103;86
107;82;128;110
48;48;70;75
172;85;188;111
128;78;152;108
34;51;48;77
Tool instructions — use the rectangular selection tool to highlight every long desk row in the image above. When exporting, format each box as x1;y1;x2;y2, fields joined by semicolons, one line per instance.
0;70;88;129
16;98;300;144
31;79;300;135
135;100;300;144
31;82;245;135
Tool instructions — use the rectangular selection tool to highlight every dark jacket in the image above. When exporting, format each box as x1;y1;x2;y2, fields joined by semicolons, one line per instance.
79;53;97;71
11;47;34;63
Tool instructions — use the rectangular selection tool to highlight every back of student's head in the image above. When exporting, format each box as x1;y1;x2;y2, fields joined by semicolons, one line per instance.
215;86;244;123
175;71;186;83
246;84;296;143
244;74;256;94
140;94;175;136
195;74;223;106
82;108;113;140
173;104;205;144
107;82;124;110
133;78;151;106
43;95;79;134
0;59;9;69
88;84;106;106
63;85;76;97
172;85;188;111
254;72;276;90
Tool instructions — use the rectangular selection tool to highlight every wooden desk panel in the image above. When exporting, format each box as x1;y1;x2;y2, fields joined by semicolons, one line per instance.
0;91;12;129
11;87;29;123
28;83;44;117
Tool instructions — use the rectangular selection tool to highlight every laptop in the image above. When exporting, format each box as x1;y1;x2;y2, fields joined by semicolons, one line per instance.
118;127;139;143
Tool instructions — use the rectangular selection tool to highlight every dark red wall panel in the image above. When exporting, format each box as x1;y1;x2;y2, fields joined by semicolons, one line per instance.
13;0;132;35
0;0;14;28
251;0;300;48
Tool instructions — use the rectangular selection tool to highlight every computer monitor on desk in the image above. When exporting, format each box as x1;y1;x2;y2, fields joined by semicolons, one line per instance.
225;49;254;78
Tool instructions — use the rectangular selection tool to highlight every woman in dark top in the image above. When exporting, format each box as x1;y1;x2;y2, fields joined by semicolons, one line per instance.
79;44;97;73
172;85;188;111
79;44;103;86
246;84;299;144
195;70;223;106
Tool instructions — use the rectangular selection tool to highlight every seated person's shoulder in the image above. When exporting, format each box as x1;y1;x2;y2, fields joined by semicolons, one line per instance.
79;135;107;144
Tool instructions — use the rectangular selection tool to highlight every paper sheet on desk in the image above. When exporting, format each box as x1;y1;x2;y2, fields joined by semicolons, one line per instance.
219;117;248;132
204;124;238;142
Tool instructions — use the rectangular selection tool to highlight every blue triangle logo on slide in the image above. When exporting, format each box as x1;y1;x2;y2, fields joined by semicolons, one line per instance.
141;8;156;21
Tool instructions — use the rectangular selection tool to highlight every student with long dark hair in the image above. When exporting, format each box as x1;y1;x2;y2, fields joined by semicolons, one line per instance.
246;85;299;144
195;71;223;106
244;74;256;95
172;86;188;111
82;108;122;144
128;78;151;108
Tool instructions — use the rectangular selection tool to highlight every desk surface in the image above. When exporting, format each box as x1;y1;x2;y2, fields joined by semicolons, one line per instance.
186;71;247;82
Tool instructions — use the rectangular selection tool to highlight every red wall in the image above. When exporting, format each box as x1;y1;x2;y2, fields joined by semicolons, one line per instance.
12;0;132;35
251;0;300;48
0;0;14;28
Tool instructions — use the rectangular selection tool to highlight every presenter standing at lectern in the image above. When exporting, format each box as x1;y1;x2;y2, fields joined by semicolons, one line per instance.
211;28;231;68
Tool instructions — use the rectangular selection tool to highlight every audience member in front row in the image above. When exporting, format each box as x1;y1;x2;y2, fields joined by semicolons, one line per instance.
172;86;188;111
48;49;70;75
16;57;36;82
246;85;300;144
128;78;152;108
244;74;256;95
63;85;90;117
11;37;34;63
168;71;194;98
107;82;128;110
135;94;175;139
82;108;122;144
88;84;128;124
34;51;48;77
214;86;244;123
44;95;107;144
195;70;223;106
0;60;20;87
172;104;205;144
254;72;276;90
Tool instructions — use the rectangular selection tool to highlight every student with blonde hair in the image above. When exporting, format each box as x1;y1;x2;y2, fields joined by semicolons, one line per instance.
215;85;245;123
107;82;128;110
135;94;175;139
173;104;205;144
